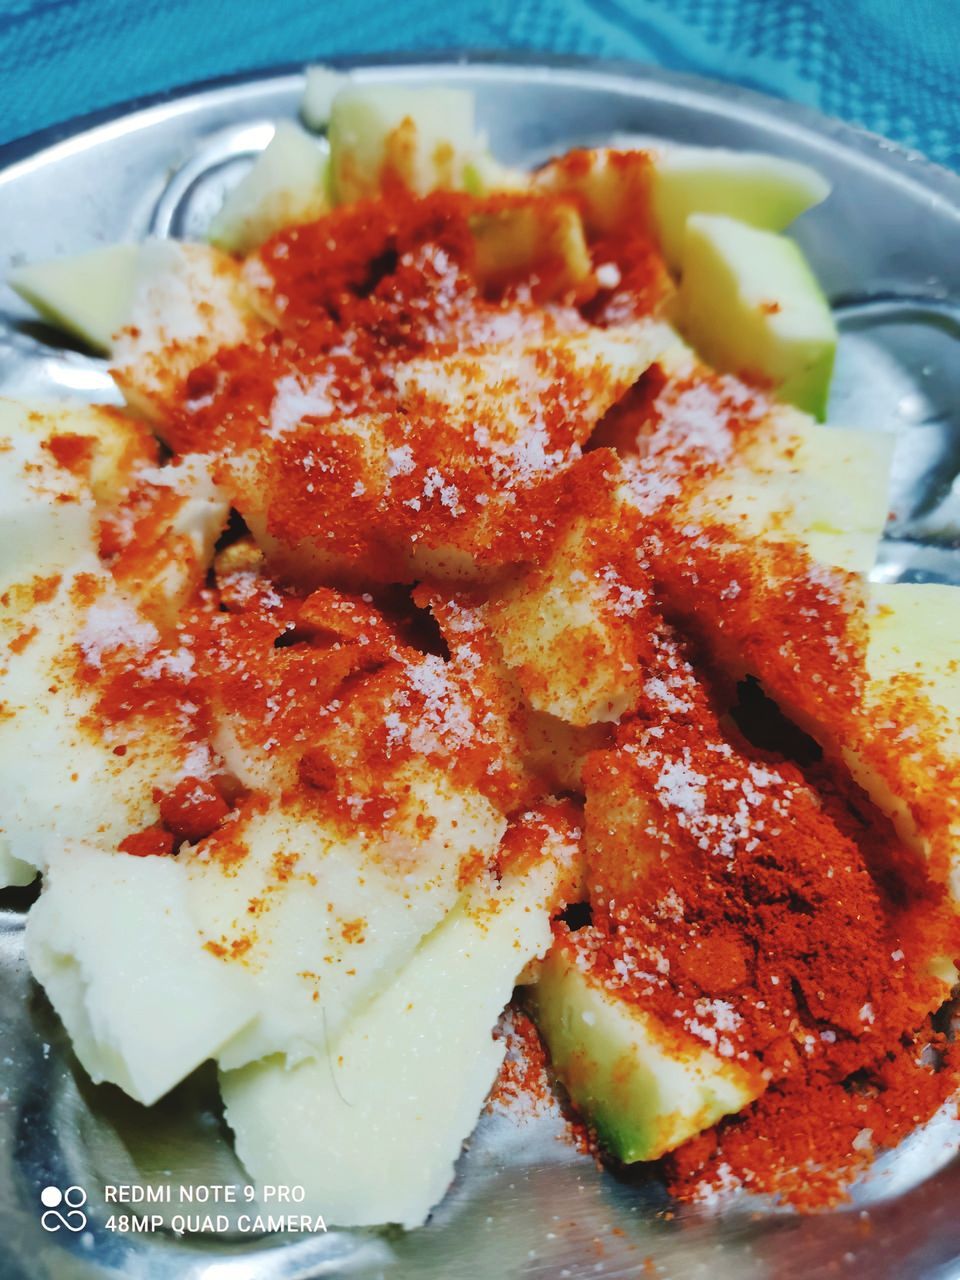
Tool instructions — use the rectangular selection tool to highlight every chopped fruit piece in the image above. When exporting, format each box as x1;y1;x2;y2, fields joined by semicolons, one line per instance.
651;539;960;898
534;148;655;238
531;942;764;1162
484;476;657;726
0;398;155;531
25;842;254;1104
103;452;229;626
844;584;960;895
469;197;593;301
690;412;894;571
535;145;828;270
0;574;212;875
0;399;104;590
328;86;480;203
0;396;154;583
112;240;258;426
221;809;576;1227
208;122;330;255
9;243;139;354
650;145;829;271
197;777;505;1071
463;152;529;195
678;214;837;419
0;403;210;876
300;65;350;130
418;583;610;809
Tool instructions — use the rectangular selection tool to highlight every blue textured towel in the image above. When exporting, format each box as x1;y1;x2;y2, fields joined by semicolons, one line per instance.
0;0;958;169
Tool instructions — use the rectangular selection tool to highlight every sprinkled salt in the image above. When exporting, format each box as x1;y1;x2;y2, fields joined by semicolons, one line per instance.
79;600;159;670
269;372;336;436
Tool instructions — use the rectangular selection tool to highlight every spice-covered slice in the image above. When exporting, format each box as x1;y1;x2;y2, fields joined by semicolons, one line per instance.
483;456;659;726
112;240;260;426
328;85;482;204
0;402;211;881
530;942;763;1162
223;319;673;589
103;452;229;627
221;805;579;1228
417;582;611;810
191;776;505;1070
391;323;675;583
531;620;956;1177
0;571;221;877
649;528;960;897
0;398;153;586
611;364;890;573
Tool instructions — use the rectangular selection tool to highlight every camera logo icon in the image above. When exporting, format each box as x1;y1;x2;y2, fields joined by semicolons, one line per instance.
40;1185;88;1233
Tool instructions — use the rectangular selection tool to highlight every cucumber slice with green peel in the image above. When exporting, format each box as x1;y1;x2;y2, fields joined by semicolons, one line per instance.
530;943;764;1162
207;121;330;255
8;243;140;355
651;146;830;270
535;144;828;266
679;214;837;419
328;85;479;204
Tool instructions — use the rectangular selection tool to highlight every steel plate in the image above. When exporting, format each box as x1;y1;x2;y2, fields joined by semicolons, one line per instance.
1;53;959;1280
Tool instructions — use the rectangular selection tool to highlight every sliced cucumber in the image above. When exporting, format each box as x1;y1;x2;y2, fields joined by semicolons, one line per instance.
207;122;329;255
531;942;763;1162
9;243;139;354
679;214;837;419
328;85;479;203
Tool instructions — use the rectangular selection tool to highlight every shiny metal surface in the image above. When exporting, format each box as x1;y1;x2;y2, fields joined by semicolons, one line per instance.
1;54;959;1280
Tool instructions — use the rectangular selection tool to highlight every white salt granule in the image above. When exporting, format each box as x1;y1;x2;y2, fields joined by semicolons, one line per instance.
655;759;708;818
386;444;416;477
595;262;622;289
269;372;336;437
79;601;159;669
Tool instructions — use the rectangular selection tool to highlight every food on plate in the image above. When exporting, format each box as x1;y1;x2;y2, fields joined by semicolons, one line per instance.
678;213;837;418
207;121;329;255
5;72;959;1229
327;84;481;203
300;64;351;131
535;141;830;270
8;243;139;354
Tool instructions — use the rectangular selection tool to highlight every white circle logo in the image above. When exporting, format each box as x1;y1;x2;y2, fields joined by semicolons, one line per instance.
40;1185;88;1232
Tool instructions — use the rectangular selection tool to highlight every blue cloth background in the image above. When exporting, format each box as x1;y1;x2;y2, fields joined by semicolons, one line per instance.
1;0;958;168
